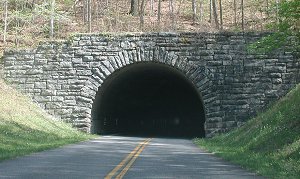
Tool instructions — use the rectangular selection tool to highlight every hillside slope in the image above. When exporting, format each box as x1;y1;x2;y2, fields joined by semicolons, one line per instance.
0;0;276;56
0;79;93;161
195;84;300;178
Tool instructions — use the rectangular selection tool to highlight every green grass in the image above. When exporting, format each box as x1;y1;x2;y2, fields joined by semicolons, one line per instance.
195;84;300;179
0;79;95;161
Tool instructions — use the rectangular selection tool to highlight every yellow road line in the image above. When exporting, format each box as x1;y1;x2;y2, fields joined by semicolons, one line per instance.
104;138;151;179
116;138;152;179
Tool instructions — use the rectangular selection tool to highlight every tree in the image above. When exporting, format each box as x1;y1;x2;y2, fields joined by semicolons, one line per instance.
219;0;223;30
209;0;212;23
233;0;237;28
158;0;162;26
199;0;204;22
192;0;197;24
139;0;145;30
3;0;8;44
83;0;87;23
241;0;244;31
130;0;138;16
50;0;55;39
88;0;91;33
169;0;175;30
249;0;300;53
275;0;280;25
150;0;154;16
212;0;219;29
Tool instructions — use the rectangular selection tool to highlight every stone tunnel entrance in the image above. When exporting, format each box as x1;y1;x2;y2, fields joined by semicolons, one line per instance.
91;62;206;138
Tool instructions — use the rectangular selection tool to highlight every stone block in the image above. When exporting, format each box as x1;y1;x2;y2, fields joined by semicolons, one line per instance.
46;102;62;109
83;56;94;62
34;82;47;89
60;62;73;68
33;96;51;102
26;69;43;75
41;89;56;96
52;96;64;102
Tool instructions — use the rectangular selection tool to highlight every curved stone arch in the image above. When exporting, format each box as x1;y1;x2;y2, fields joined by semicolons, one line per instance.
78;47;217;135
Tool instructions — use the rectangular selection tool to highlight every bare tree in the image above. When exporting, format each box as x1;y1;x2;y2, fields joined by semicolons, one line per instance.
276;0;280;25
130;0;138;16
176;0;184;28
219;0;223;30
192;0;197;24
158;0;162;26
14;1;20;47
241;0;244;31
209;0;212;23
139;0;145;30
88;0;92;32
199;0;204;22
233;0;237;28
3;0;8;44
212;0;219;29
266;0;269;17
169;0;175;30
50;0;55;39
150;0;154;16
83;0;87;23
95;0;100;26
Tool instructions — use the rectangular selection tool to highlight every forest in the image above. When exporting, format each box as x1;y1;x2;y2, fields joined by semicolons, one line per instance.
0;0;299;54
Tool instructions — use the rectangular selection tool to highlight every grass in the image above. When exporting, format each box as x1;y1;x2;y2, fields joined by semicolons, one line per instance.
0;79;95;161
195;83;300;179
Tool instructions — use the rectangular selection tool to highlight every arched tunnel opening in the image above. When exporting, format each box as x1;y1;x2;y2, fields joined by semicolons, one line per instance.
91;62;206;138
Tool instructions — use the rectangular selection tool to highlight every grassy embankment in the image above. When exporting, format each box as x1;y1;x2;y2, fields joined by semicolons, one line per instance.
0;79;95;161
195;84;300;178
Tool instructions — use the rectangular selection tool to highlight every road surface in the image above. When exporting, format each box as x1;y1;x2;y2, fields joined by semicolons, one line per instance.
0;136;264;178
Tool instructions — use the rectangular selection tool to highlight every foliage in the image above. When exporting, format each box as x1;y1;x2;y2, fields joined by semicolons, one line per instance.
249;0;300;53
194;83;300;178
0;79;94;161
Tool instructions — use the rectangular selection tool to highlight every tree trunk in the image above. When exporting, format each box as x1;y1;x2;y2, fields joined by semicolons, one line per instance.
130;0;138;16
50;0;55;39
88;0;92;33
170;0;175;30
176;0;184;28
95;0;99;27
83;0;87;23
266;0;269;17
199;0;204;22
138;0;140;14
158;0;162;26
276;0;280;25
209;0;212;23
234;0;237;28
3;0;8;44
192;0;197;24
212;0;219;29
139;0;145;30
150;0;154;16
219;0;223;30
15;3;19;48
241;0;244;31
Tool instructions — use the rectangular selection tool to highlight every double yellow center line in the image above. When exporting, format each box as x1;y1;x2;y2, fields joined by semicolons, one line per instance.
105;138;152;179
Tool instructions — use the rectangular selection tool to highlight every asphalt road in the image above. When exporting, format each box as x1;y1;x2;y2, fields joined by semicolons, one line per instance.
0;136;264;179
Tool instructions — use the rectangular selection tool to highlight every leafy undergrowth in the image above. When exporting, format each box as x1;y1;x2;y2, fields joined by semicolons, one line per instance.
195;84;300;178
0;79;95;161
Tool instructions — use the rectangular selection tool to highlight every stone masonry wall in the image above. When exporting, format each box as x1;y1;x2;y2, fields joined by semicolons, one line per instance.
2;32;300;137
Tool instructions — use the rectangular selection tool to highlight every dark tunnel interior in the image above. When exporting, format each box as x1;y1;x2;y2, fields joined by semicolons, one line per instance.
91;62;206;138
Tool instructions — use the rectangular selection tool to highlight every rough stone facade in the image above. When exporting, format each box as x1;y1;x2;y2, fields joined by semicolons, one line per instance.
2;32;300;137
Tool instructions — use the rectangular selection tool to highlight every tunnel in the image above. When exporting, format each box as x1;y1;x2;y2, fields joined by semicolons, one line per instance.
91;62;206;138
